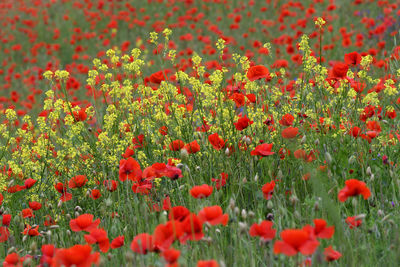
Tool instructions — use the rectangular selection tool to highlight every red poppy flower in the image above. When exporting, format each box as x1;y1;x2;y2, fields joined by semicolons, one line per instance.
131;233;154;254
344;52;361;67
150;71;166;84
22;224;41;236
350;126;361;138
261;181;275;200
180;213;204;243
53;244;100;267
169;139;185;151
73;108;87;122
159;126;168;136
251;143;275;157
24;178;37;189
331;62;349;79
68;175;88;188
234;115;253;131
274;229;319;256
69;214;100;232
21;208;34;218
190;184;213;199
279;114;294;126
345;216;362;229
2;214;11;226
208;133;226;150
324;246;342;261
119;157;142;182
281;127;298;139
162;248;181;264
54;182;72;202
84;228;110;253
184;140;201;154
103;180;118;191
247;65;270;81
338;179;371;202
249;220;276;242
197;259;219;267
111;235;125;249
197;205;229;226
90;189;101;200
0;226;10;242
169;206;191;222
3;253;22;267
153;220;183;251
41;244;55;266
122;146;136;158
0;193;3;206
311;219;334;239
212;172;228;190
230;93;246;107
28;201;42;210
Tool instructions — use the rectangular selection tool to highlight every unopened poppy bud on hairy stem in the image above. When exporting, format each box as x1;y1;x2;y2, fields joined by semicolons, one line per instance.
241;209;247;219
180;148;189;160
366;166;372;176
234;207;240;215
229;198;236;210
348;155;356;164
325;152;332;164
238;222;248;233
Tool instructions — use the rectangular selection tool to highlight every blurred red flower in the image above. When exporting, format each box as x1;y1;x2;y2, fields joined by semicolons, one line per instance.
247;65;270;81
338;179;371;202
274;229;319;256
249;220;276;242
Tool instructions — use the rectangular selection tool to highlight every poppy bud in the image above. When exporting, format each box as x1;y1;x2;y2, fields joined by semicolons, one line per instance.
301;135;307;144
366;166;372;176
267;201;274;209
225;147;230;155
352;198;358;208
238;222;248;233
105;198;113;207
254;174;258;182
289;195;299;205
369;174;374;182
229;198;236;210
30;241;37;253
234;207;240;215
277;170;283;180
248;211;255;218
325;152;332;164
241;209;247;220
348;155;356;164
180;148;189;160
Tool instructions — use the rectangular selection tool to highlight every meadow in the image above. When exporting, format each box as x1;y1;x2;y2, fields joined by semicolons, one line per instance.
1;0;400;266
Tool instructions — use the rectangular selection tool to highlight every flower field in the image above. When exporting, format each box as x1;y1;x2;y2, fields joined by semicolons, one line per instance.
1;0;400;266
